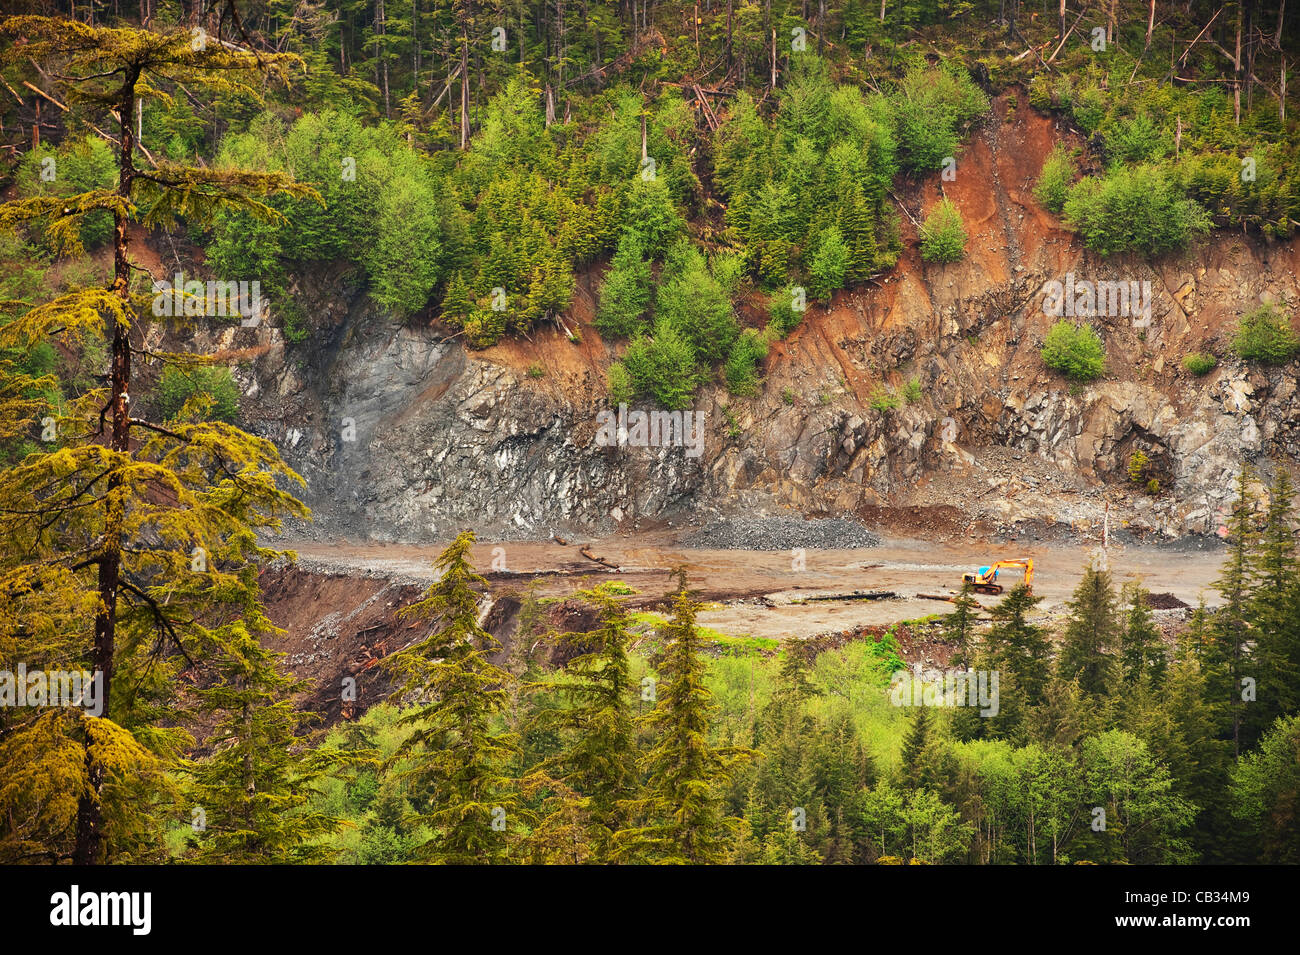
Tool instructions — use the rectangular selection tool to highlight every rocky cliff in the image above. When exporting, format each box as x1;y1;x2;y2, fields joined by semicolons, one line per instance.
174;91;1300;545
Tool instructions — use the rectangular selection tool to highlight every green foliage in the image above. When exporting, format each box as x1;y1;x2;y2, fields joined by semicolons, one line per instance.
156;365;241;423
617;176;687;256
655;243;739;366
526;583;639;863
1182;351;1218;375
363;149;444;315
0;12;316;866
620;319;704;410
807;226;849;300
15;136;118;251
382;532;526;863
183;628;344;863
1232;305;1300;364
724;328;770;397
606;362;634;404
1041;321;1106;382
1119;582;1166;686
918;198;966;264
768;284;807;336
615;578;750;863
1105;112;1166;165
208;110;445;315
1034;145;1075;214
1039;72;1298;239
712;56;898;293
1057;565;1120;697
869;386;900;412
1127;449;1150;484
1063;165;1211;256
1232;714;1300;863
595;237;652;339
889;63;990;175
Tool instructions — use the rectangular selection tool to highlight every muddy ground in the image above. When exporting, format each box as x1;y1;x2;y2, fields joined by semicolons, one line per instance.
260;524;1222;724
279;527;1221;640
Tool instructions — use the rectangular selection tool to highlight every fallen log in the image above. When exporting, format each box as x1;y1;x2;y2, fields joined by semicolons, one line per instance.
579;546;621;571
803;590;897;602
916;593;989;611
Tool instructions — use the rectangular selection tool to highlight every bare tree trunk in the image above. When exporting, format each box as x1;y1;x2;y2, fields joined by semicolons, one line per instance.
1245;0;1256;112
770;27;776;88
694;0;700;65
378;0;390;117
726;0;733;66
1145;0;1156;50
74;63;139;867
460;28;469;148
1234;0;1243;125
1281;59;1287;122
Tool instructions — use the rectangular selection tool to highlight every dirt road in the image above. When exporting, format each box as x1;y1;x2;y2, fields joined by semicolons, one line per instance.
283;531;1224;643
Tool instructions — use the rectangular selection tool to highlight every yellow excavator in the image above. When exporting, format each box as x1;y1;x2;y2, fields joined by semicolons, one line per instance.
962;559;1033;595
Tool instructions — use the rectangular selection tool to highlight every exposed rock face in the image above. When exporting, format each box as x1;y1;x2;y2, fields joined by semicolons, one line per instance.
175;92;1300;544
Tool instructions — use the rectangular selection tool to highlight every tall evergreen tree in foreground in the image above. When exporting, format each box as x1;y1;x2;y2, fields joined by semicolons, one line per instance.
526;581;639;863
1119;581;1166;686
1246;471;1300;748
942;583;980;668
1210;467;1259;759
384;531;524;863
984;585;1051;708
617;572;750;863
183;625;343;863
1057;564;1120;696
0;16;313;864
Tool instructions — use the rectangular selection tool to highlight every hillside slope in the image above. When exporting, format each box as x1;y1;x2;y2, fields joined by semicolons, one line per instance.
177;89;1300;545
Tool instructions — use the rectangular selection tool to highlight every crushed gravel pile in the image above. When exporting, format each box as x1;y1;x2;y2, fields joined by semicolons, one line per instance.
681;515;881;551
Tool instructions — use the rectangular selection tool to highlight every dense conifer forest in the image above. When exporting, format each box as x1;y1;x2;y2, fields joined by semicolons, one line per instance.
0;0;1298;876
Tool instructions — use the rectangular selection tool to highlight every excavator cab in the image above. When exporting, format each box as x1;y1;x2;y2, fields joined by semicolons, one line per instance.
962;558;1033;596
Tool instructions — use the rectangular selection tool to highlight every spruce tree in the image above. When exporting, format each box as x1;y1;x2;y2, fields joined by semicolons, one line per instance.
1026;675;1088;750
616;573;750;863
1057;564;1120;696
384;531;525;863
1162;631;1235;858
1119;581;1166;685
0;15;314;864
526;581;639;863
984;585;1051;706
1245;471;1300;747
943;582;980;668
757;646;819;745
899;705;935;788
184;625;343;863
1210;467;1259;759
